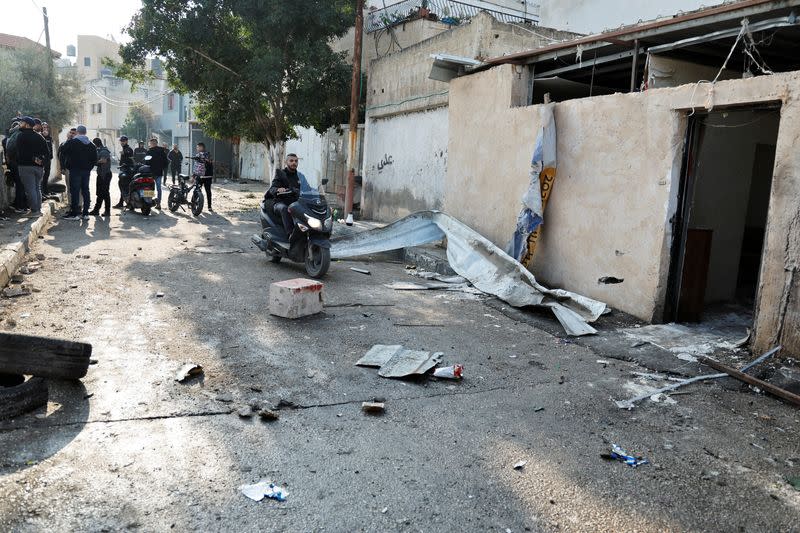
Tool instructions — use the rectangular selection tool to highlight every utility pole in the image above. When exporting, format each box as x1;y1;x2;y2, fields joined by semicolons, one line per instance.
344;0;364;225
42;7;55;92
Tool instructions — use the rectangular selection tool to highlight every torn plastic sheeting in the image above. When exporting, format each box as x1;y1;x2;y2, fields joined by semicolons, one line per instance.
331;211;607;336
507;104;556;263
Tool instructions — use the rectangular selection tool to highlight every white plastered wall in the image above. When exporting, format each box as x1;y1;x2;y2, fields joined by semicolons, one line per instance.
446;65;800;359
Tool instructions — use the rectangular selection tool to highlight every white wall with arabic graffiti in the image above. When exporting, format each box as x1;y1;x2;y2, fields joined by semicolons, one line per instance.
362;107;448;221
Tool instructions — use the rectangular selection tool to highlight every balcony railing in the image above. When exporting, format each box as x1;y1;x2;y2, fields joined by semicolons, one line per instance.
366;0;540;33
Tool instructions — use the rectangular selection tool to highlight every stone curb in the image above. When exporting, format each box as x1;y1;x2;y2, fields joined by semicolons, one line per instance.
0;195;63;289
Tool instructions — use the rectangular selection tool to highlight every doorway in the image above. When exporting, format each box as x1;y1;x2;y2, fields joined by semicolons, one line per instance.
666;105;781;325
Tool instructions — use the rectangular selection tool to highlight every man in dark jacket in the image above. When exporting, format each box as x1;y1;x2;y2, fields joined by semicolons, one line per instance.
6;116;48;216
167;144;183;184
60;125;98;220
2;119;25;212
40;122;54;199
133;141;147;164
146;138;168;208
114;135;135;208
89;138;112;216
265;153;303;236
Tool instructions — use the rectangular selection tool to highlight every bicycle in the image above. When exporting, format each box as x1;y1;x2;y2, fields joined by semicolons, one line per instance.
166;158;204;216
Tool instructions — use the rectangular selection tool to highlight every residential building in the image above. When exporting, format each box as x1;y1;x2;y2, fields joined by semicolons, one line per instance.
433;0;800;356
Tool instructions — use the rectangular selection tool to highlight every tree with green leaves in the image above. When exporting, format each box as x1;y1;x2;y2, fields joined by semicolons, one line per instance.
120;103;157;143
0;46;82;132
119;0;354;171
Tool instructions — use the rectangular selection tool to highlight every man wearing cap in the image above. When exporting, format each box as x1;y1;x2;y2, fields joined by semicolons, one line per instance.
114;135;135;208
5;116;48;217
59;125;98;220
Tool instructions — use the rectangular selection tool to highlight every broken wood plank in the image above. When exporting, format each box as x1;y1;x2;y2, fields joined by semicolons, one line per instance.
0;333;92;380
698;355;800;408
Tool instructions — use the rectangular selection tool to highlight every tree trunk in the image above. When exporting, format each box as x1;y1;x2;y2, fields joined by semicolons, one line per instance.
267;141;286;181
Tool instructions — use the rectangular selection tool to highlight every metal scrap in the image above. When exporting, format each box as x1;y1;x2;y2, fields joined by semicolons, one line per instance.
330;211;607;336
356;344;442;378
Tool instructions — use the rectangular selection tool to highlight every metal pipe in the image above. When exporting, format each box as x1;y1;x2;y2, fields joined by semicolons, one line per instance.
345;0;365;221
630;39;640;93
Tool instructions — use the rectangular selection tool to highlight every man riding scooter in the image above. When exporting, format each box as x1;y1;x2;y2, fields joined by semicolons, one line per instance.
264;153;302;237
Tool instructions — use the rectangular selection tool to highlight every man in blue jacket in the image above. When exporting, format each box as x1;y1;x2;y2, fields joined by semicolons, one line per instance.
59;125;98;220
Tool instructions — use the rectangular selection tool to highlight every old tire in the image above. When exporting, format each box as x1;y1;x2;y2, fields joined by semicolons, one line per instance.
0;374;48;420
168;190;180;212
305;244;330;279
0;332;91;379
191;190;204;216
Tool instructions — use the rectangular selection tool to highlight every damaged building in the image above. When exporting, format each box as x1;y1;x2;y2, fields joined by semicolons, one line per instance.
361;0;800;357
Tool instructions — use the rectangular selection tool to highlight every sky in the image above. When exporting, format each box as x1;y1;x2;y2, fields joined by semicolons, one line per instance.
0;0;142;59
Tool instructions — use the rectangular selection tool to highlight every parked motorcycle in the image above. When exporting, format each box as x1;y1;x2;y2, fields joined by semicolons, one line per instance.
167;168;204;216
251;185;333;278
118;156;157;216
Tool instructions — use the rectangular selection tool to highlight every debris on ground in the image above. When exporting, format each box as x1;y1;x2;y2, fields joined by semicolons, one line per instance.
2;286;31;298
356;344;442;378
362;401;385;415
156;292;165;298
601;444;649;468
698;355;800;407
513;460;527;470
238;406;254;418
239;480;288;502
194;247;243;254
350;267;371;275
788;477;800;491
259;409;280;422
615;346;782;409
175;363;204;383
433;364;464;379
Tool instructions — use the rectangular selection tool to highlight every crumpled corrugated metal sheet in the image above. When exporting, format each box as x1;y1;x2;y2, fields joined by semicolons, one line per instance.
331;211;607;336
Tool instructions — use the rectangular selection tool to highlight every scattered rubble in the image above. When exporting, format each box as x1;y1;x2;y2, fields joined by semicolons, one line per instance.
175;363;204;383
601;444;649;468
362;401;385;415
239;480;288;502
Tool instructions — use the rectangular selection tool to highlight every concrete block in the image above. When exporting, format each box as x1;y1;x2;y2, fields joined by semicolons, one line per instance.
269;279;324;319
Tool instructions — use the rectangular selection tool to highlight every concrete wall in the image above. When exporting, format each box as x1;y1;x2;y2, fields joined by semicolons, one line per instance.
239;127;326;186
363;12;578;220
538;0;727;34
363;107;448;220
446;64;800;356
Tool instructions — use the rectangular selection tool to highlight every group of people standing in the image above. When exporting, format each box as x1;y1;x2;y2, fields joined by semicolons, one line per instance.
2;116;56;217
2;116;216;219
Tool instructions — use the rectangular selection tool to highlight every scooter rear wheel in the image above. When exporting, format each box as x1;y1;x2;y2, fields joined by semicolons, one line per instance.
269;252;282;263
141;205;151;216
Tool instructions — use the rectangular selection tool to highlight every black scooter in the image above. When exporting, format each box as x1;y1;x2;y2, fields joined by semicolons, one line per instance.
118;156;157;216
251;187;333;278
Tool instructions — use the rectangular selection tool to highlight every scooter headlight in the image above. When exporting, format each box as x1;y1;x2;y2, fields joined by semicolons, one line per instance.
305;214;322;230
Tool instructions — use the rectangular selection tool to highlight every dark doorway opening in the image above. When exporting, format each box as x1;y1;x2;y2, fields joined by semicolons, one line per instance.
666;105;781;325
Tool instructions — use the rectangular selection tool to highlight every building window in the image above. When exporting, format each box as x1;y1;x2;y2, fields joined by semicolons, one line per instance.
167;93;175;111
97;103;102;114
84;57;91;67
91;104;96;114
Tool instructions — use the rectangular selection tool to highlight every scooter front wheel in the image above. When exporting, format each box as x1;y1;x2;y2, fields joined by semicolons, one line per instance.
167;189;180;212
305;243;330;279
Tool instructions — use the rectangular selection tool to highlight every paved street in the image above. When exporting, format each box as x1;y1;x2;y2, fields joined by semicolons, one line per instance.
1;183;799;532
